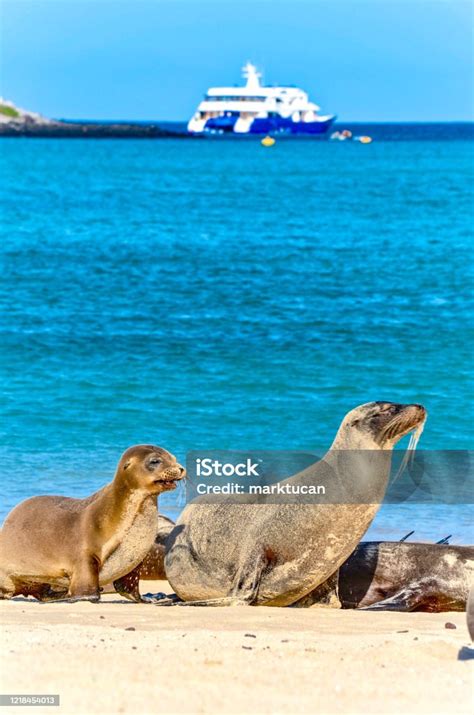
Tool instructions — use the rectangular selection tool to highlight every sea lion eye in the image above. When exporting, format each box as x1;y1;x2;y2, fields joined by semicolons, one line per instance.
149;457;162;466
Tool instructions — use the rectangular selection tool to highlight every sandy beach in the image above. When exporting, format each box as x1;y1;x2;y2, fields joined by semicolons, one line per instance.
0;580;472;715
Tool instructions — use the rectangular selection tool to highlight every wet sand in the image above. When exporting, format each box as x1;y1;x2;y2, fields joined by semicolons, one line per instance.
0;580;472;715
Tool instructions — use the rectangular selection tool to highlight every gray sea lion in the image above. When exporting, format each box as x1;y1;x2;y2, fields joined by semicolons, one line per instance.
0;445;184;602
296;542;474;612
164;401;426;606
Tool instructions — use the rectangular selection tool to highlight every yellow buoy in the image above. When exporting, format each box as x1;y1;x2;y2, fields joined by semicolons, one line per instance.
261;135;275;147
359;136;372;144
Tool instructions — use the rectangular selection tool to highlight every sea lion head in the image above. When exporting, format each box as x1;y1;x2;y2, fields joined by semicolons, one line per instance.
117;444;185;494
337;401;427;449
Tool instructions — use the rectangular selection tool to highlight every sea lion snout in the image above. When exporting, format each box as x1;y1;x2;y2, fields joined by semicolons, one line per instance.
146;451;185;492
386;402;426;431
401;403;426;424
154;463;186;491
370;402;427;444
340;401;427;447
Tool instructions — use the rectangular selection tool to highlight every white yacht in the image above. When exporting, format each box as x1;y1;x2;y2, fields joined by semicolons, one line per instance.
188;63;335;136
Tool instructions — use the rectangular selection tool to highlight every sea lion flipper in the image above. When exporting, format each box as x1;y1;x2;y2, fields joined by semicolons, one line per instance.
227;545;273;602
113;564;143;603
159;546;272;607
359;586;422;612
0;570;15;599
68;554;101;601
176;597;249;607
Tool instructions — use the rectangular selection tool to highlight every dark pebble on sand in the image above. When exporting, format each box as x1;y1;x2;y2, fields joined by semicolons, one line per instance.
125;626;136;631
244;633;256;638
281;639;289;642
445;622;457;629
99;616;105;619
396;630;409;633
414;637;419;640
242;646;253;650
132;646;137;650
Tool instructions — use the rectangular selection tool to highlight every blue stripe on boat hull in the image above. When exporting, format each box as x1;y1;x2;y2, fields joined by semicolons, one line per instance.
203;115;239;132
201;115;335;136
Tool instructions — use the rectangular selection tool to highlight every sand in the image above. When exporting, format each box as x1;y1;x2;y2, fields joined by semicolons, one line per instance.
1;580;472;715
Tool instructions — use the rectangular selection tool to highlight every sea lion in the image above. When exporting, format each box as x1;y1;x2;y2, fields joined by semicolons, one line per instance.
296;542;474;611
164;401;426;606
111;513;175;601
0;445;184;602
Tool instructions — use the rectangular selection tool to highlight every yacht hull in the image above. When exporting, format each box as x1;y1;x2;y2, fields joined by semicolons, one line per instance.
191;115;335;136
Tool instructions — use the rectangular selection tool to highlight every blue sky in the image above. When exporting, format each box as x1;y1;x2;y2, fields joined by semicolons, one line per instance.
1;0;472;121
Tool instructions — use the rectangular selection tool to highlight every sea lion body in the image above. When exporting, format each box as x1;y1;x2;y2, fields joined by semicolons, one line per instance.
0;445;184;602
298;542;474;612
168;501;382;606
135;514;176;580
164;402;426;606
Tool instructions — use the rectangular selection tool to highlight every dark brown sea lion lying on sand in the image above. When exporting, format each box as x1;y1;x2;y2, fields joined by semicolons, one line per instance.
295;541;474;612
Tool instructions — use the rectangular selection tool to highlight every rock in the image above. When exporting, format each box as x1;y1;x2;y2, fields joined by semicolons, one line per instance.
0;99;193;138
0;98;57;127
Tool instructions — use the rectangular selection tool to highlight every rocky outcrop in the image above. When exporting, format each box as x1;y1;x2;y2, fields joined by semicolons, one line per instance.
0;98;58;127
0;98;190;138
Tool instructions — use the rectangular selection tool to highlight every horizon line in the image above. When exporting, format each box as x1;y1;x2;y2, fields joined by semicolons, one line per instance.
55;118;474;125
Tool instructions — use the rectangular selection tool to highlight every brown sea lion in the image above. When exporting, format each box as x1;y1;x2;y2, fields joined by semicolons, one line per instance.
163;401;426;606
0;445;184;602
296;541;474;612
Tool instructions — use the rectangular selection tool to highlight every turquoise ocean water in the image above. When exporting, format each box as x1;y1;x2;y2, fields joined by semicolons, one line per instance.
1;129;473;542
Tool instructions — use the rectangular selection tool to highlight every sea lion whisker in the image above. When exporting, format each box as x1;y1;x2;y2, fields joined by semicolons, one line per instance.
391;418;426;484
379;414;405;444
